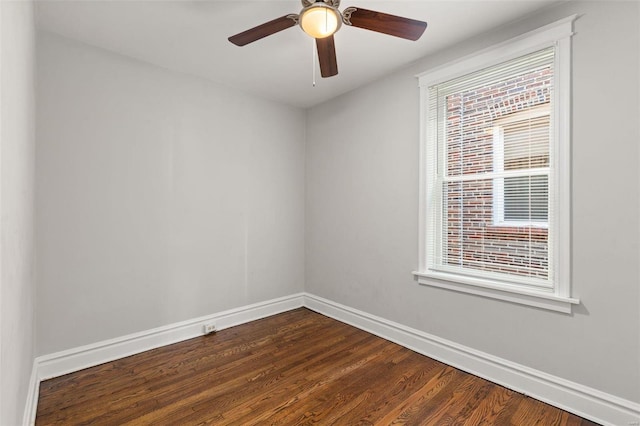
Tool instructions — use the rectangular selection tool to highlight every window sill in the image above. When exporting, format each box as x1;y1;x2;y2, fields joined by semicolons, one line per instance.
412;271;579;314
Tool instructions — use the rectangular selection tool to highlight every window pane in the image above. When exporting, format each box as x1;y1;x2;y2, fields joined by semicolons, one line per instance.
442;178;549;280
503;112;550;170
444;65;552;178
504;175;548;221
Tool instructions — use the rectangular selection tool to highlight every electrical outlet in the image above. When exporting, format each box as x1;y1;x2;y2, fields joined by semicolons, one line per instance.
203;323;216;334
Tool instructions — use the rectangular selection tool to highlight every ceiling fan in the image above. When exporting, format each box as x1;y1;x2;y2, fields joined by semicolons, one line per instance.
228;0;427;78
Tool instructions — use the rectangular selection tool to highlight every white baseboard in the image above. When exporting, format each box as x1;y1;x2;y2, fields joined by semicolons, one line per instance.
22;360;39;426
26;292;640;426
303;293;640;426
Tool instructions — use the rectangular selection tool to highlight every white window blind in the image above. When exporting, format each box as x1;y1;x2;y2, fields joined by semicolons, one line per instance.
427;47;555;289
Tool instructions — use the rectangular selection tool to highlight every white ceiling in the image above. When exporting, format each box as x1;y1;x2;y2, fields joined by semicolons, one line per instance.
36;0;562;108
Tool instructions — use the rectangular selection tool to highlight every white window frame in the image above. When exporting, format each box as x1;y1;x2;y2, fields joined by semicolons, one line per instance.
492;105;550;228
413;16;579;314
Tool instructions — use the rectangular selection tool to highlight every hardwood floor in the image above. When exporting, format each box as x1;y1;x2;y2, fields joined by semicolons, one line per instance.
36;308;599;425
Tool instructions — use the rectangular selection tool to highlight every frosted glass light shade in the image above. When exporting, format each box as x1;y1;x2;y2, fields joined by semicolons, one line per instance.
300;4;340;39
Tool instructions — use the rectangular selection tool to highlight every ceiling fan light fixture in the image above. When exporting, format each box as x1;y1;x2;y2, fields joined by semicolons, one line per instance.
299;3;341;39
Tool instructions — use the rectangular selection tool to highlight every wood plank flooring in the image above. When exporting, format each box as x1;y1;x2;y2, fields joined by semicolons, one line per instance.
36;308;599;425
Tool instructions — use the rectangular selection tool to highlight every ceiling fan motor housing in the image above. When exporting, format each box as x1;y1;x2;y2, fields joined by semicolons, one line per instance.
302;0;341;8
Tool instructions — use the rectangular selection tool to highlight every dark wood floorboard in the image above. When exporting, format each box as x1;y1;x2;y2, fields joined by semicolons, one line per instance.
36;308;600;425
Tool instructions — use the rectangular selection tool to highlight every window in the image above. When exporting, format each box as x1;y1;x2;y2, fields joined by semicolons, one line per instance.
492;104;550;227
414;16;579;313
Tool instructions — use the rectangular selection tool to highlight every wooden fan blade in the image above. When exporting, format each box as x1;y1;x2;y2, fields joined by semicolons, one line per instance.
346;7;427;41
228;15;297;46
316;35;338;78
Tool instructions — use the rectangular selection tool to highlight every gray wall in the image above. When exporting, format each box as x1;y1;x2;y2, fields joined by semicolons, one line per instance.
36;33;306;355
306;1;640;403
0;1;37;424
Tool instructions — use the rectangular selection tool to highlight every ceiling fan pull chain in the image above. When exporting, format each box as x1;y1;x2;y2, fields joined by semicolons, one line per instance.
312;38;316;87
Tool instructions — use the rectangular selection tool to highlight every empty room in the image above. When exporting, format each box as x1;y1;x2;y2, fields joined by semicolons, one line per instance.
1;0;639;424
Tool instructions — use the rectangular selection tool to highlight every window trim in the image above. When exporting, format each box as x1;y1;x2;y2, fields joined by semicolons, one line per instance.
413;15;579;314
